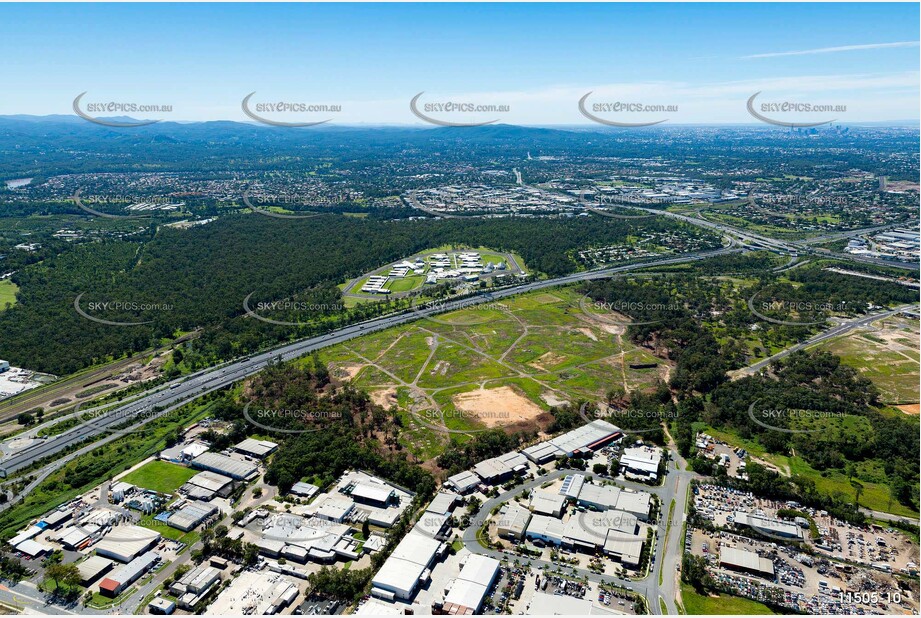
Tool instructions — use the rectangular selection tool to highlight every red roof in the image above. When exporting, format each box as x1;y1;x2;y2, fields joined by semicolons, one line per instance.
99;578;120;593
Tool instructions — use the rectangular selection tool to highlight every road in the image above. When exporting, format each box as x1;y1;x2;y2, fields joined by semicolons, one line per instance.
459;442;696;616
736;304;917;376
0;246;740;478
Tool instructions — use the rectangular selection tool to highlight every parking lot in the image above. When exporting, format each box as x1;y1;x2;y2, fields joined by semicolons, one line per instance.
688;527;918;615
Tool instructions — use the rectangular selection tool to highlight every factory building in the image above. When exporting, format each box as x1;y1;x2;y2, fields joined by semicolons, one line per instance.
371;530;445;602
191;452;258;481
98;551;160;597
497;503;532;540
720;546;776;579
522;420;621;463
440;554;500;615
233;438;278;460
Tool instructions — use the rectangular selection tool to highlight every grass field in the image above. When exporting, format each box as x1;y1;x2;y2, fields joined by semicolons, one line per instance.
680;584;778;615
699;424;919;519
0;279;17;310
120;460;198;495
816;316;919;404
318;286;670;461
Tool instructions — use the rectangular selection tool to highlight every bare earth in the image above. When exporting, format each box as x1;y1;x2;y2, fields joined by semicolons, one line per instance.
897;404;920;415
370;387;398;408
452;386;545;427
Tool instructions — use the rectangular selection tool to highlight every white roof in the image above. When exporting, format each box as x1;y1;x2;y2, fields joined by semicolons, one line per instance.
549;420;620;455
721;546;776;575
426;491;458;516
498;503;532;534
444;579;489;612
371;557;426;595
525;514;566;544
352;482;394;504
77;555;113;581
14;539;49;557
529;490;565;515
458;554;499;585
620;446;662;474
390;531;441;566
187;471;233;492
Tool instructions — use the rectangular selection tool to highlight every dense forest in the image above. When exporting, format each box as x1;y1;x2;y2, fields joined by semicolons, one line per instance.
0;212;712;374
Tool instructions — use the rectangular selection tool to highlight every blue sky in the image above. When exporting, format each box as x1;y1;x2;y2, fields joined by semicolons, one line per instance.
1;3;918;124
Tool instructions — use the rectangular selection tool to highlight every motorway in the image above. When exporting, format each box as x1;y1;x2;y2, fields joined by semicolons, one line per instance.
0;246;741;478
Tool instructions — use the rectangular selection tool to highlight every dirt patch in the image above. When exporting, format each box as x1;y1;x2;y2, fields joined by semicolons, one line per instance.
370;387;398;408
541;392;570;407
334;363;365;380
896;404;920;415
576;327;598;342
452;386;545;428
529;351;566;371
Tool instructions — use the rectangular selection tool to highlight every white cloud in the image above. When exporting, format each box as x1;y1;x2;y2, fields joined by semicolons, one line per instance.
742;41;919;60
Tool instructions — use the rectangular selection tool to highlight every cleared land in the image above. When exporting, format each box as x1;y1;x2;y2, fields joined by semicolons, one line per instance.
0;280;17;310
680;584;778;615
817;316;919;405
120;460;197;494
318;286;670;461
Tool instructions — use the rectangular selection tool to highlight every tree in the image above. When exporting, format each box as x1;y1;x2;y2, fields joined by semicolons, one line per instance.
44;563;80;592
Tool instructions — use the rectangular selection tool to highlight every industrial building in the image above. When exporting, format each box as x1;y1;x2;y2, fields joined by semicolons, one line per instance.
234;438;278;460
562;510;644;567
98;551;160;597
191;452;258;481
446;470;481;494
619;446;662;482
472;451;528;484
524;514;566;546
529;490;566;517
170;564;222;609
371;530;445;602
563;475;652;521
168;500;219;532
77;555;114;585
181;470;234;500
733;511;803;540
440;554;500;615
159;440;209;464
95;525;161;562
425;491;459;517
719;546;776;579
260;513;358;563
497;503;532;540
290;481;320;499
207;570;299;615
522;420;621;463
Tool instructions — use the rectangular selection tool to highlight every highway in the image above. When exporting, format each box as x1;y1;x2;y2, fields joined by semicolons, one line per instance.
0;246;741;478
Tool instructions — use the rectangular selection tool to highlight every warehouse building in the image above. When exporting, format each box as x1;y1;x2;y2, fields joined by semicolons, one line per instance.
733;511;802;540
446;470;481;495
524;514;566;546
290;482;319;499
39;508;73;530
168;501;219;532
77;555;114;586
182;471;234;500
619;446;662;482
160;441;209;464
472;452;528;484
522;420;621;463
170;564;222;609
425;491;459;517
561;510;644;567
207;570;299;615
260;513;357;563
98;551;160;597
234;438;278;460
720;546;776;579
371;530;445;602
441;554;500;615
566;477;652;521
95;525;161;562
192;452;258;481
497;503;532;540
529;490;566;517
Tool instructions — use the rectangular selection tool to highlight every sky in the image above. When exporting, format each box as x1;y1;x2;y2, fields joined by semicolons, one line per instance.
1;2;918;125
